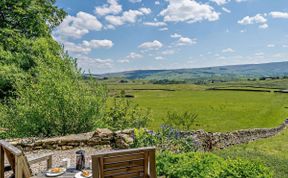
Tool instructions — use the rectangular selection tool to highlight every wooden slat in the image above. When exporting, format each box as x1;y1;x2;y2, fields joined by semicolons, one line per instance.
21;156;32;178
149;150;156;178
100;157;104;178
105;171;144;178
0;140;22;156
93;157;104;178
4;147;16;172
92;157;99;178
0;140;51;178
104;165;144;177
94;147;155;157
92;147;156;178
143;152;148;178
0;146;4;178
104;159;144;170
15;156;23;178
104;152;144;164
47;155;52;169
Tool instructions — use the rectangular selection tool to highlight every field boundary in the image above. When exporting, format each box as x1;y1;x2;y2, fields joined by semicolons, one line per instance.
180;119;288;151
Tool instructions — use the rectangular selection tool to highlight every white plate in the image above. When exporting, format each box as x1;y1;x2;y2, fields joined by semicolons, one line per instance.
74;171;92;178
45;168;66;177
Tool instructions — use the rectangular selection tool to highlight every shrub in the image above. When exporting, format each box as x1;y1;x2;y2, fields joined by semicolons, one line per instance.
163;111;198;131
103;97;151;131
1;46;107;137
131;126;196;153
156;151;273;178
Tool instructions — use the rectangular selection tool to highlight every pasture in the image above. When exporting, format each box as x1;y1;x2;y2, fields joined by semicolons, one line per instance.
107;82;288;177
109;85;288;132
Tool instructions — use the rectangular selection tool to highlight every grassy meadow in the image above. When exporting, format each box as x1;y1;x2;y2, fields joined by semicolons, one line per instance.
107;80;288;177
108;82;288;132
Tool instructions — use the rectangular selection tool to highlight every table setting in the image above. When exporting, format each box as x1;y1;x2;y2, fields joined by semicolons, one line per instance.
41;150;93;178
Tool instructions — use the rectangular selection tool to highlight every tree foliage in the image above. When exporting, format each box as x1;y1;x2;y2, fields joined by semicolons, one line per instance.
103;97;151;131
0;0;109;137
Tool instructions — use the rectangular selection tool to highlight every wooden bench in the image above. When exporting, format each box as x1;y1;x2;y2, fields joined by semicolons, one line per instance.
91;147;156;178
0;140;53;178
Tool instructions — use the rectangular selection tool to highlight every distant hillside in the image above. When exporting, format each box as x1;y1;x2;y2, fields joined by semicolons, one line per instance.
101;61;288;81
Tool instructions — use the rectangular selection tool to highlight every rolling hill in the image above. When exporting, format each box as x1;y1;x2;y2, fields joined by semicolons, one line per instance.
100;61;288;81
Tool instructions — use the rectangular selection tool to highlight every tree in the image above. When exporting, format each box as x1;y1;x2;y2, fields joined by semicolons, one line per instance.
0;0;66;100
0;0;108;137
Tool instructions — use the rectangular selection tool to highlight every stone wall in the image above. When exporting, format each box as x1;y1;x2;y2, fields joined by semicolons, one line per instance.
8;128;134;151
8;119;288;152
181;119;288;151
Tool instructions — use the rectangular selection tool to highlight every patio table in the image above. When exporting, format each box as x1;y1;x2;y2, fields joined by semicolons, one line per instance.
33;168;91;178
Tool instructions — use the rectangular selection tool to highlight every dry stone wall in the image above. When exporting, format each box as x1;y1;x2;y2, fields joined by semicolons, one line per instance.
181;119;288;151
7;119;288;152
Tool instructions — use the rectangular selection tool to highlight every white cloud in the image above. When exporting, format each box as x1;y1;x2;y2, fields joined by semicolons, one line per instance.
129;0;142;3
238;14;268;29
267;44;275;48
55;12;102;38
238;14;267;25
139;7;151;14
235;0;247;2
240;29;246;33
177;37;197;46
222;7;231;13
138;40;163;49
222;48;235;53
160;0;220;23
63;41;91;53
211;0;230;6
61;39;113;54
82;39;114;49
143;22;167;27
259;23;268;29
155;1;160;5
170;33;196;46
282;45;288;48
95;0;122;16
77;56;113;71
161;49;175;55
126;52;143;59
105;8;151;27
270;11;288;19
155;56;164;60
255;52;264;56
159;27;168;31
118;52;143;63
171;33;182;38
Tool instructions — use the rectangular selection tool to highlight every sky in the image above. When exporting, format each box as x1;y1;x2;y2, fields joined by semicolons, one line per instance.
54;0;288;74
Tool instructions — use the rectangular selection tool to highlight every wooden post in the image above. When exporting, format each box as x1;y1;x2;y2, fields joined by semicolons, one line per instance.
15;157;23;178
92;156;99;178
0;146;4;178
144;151;149;178
47;155;52;170
149;149;157;178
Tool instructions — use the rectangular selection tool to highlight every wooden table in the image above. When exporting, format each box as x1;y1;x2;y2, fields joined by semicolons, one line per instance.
33;168;90;178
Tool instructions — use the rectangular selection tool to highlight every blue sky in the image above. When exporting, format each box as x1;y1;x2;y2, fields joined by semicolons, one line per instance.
54;0;288;74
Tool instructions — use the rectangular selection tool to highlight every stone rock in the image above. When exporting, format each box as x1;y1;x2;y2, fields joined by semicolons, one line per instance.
91;128;113;139
114;133;134;149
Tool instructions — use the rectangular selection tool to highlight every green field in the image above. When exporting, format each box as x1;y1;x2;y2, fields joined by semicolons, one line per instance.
108;81;288;177
118;88;288;132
